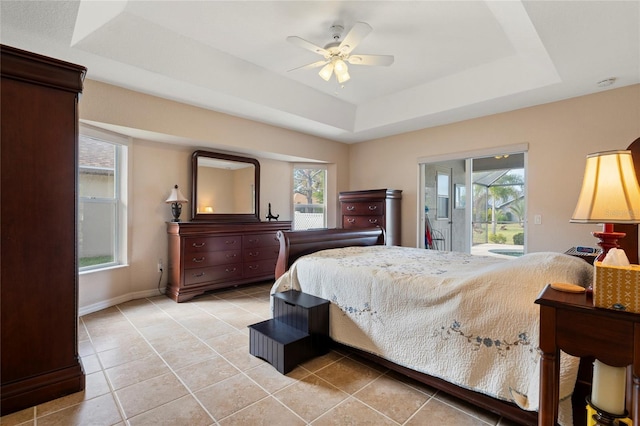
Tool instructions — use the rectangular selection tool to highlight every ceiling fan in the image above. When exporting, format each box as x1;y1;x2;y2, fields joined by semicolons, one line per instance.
287;22;394;84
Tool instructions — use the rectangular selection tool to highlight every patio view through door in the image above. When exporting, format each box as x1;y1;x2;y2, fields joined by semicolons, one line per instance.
428;166;452;251
419;148;526;257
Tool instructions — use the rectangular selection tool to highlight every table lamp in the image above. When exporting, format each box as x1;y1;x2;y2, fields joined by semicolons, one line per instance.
165;184;188;222
570;150;640;261
571;150;637;425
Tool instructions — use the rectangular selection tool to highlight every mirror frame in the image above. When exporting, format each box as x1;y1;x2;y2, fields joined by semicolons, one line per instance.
191;150;260;222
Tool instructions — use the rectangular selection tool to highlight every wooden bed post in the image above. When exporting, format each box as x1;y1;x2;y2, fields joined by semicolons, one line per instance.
616;137;640;264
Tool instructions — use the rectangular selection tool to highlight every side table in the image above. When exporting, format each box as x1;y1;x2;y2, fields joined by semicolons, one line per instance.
535;285;639;426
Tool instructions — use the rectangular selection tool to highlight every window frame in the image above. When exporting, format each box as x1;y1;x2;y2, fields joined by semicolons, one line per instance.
292;164;328;231
78;124;129;273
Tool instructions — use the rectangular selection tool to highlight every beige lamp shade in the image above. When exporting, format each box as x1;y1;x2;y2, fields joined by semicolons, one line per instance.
571;150;640;223
165;185;188;204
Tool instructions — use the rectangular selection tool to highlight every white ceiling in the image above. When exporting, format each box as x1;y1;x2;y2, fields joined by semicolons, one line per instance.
1;1;639;144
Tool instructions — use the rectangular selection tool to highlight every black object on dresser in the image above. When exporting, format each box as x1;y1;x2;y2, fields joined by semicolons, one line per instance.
339;189;402;246
1;45;86;414
249;290;329;374
166;221;291;302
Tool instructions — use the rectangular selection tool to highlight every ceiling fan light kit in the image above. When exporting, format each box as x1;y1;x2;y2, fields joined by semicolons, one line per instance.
288;21;394;83
319;62;334;81
336;69;350;84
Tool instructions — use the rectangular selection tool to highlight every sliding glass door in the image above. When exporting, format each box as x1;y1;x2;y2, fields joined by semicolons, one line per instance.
419;148;526;257
470;154;525;256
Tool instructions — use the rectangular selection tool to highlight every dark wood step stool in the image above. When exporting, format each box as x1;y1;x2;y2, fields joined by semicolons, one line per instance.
249;290;329;374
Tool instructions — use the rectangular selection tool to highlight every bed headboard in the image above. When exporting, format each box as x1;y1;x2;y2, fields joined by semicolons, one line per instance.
274;227;386;279
615;136;640;263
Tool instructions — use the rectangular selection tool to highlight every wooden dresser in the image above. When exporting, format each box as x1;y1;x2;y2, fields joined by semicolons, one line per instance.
167;221;291;302
339;189;402;246
1;45;86;414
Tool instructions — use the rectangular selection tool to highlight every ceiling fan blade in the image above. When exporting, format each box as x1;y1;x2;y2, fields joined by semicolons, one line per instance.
347;54;394;66
287;60;329;72
339;22;372;54
286;36;329;56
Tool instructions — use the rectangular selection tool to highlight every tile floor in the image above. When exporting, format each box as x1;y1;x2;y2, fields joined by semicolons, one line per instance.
1;282;521;426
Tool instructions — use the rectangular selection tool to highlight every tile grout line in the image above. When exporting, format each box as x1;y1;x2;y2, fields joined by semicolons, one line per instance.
144;289;310;423
183;291;312;424
186;289;440;426
165;288;360;425
115;298;222;425
7;284;512;426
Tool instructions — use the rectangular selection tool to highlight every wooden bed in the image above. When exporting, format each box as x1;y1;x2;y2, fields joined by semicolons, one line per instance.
273;226;587;426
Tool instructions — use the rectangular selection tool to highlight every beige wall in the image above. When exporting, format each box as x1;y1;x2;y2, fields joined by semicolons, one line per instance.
78;80;349;313
77;80;639;313
348;84;640;253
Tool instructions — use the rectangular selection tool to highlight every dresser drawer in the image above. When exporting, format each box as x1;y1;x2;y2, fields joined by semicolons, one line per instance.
244;258;277;278
184;263;243;286
166;221;292;302
184;235;242;254
341;201;384;216
343;215;382;228
184;249;241;269
243;232;279;248
244;246;280;261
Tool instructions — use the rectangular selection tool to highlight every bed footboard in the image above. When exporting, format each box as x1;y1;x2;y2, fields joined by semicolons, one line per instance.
274;227;385;279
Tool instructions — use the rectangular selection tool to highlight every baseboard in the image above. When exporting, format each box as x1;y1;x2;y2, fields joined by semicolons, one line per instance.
79;288;166;316
1;362;85;416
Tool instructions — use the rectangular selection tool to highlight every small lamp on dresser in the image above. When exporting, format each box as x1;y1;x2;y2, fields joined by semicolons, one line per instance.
165;184;188;222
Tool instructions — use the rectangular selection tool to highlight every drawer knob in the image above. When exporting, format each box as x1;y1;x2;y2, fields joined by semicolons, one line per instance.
193;272;206;278
346;205;355;211
225;267;237;273
249;251;259;257
226;253;237;258
225;240;237;245
368;218;378;224
192;257;205;263
248;238;260;243
368;205;377;211
192;242;206;248
347;218;356;223
248;265;259;270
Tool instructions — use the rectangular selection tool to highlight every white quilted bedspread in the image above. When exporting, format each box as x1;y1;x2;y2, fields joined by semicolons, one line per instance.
271;246;593;422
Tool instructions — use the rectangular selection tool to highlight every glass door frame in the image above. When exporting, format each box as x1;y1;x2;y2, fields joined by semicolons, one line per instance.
417;143;528;252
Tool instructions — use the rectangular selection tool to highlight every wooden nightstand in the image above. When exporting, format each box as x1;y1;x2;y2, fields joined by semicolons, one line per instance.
535;285;640;426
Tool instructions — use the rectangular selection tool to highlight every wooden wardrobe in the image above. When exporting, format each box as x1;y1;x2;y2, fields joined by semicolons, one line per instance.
1;45;86;414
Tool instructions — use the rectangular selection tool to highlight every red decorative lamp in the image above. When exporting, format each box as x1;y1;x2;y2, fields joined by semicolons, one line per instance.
571;150;640;261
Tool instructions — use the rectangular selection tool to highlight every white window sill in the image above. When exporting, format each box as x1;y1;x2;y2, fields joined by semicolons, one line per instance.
79;263;129;275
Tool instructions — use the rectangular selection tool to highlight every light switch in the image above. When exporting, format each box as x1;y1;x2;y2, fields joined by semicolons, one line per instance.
534;214;542;225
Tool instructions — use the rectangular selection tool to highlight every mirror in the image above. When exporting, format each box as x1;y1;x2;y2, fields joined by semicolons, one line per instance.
191;150;260;222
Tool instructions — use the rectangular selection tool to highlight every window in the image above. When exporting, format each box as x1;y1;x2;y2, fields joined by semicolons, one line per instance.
436;171;451;220
293;166;327;230
78;127;128;271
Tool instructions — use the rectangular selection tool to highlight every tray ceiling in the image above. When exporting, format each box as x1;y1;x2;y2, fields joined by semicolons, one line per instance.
1;1;638;143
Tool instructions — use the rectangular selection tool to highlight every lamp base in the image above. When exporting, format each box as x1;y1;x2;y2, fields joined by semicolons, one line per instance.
592;223;626;261
171;202;182;222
